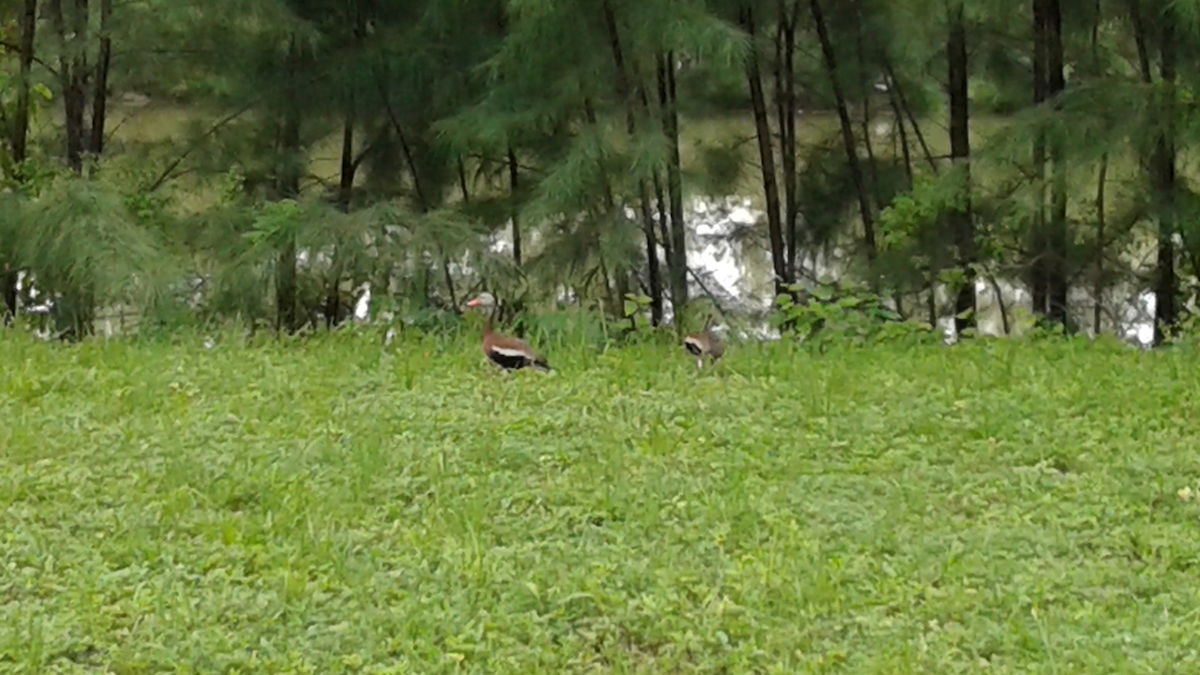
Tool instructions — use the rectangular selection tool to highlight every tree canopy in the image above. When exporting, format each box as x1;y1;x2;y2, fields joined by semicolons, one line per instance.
0;0;1197;346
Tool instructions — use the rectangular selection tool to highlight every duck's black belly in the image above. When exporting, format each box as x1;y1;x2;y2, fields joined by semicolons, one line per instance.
487;348;532;370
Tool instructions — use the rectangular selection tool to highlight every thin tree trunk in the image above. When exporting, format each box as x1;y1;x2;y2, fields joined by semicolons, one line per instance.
658;52;689;319
11;0;37;170
46;0;85;174
1029;0;1049;317
776;0;799;283
640;187;664;326
458;157;471;202
0;269;14;325
2;0;37;323
742;5;787;293
887;85;914;188
276;36;303;334
809;0;877;259
65;0;88;172
89;0;112;156
337;104;355;211
1088;0;1105;337
882;57;938;171
1046;0;1069;328
440;258;457;309
652;168;674;325
325;96;357;329
46;0;94;338
1092;155;1107;336
927;279;937;328
859;98;881;209
947;2;975;336
583;98;618;210
653;170;672;265
1126;0;1176;344
1152;11;1177;344
989;275;1011;334
601;1;663;325
596;248;619;319
506;145;523;267
1127;0;1152;82
0;259;15;323
36;0;120;336
387;90;457;311
854;1;883;210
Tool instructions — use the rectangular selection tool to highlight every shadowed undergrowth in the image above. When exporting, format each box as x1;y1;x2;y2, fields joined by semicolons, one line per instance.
2;330;1200;673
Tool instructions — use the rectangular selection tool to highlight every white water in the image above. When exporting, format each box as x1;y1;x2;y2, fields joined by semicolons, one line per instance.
467;196;1161;347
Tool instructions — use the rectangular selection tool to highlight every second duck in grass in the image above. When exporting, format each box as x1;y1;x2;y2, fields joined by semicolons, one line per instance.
683;316;724;370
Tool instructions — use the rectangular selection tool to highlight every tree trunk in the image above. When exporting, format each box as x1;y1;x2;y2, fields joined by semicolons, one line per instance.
325;96;357;329
325;10;371;329
1029;0;1049;318
65;0;88;172
458;157;471;202
11;0;37;170
947;3;975;336
1088;0;1104;337
887;85;914;188
600;1;663;326
0;269;14;325
809;0;877;259
653;170;672;266
44;0;94;338
775;0;799;283
276;36;303;334
989;275;1011;334
854;1;883;210
742;5;787;294
89;0;113;156
1045;0;1069;328
507;145;523;267
2;0;37;323
1126;0;1176;344
658;51;689;319
1127;0;1152;82
640;185;664;326
1092;155;1107;336
882;57;938;171
380;70;464;310
337;104;355;211
46;0;86;174
1152;12;1177;344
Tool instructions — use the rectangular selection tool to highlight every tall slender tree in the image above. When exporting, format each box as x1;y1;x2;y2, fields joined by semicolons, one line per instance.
947;0;975;335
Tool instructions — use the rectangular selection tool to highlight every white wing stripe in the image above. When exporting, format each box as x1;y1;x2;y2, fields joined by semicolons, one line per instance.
489;345;531;357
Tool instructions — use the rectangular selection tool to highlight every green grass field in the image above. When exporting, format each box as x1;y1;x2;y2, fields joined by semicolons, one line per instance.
3;330;1200;674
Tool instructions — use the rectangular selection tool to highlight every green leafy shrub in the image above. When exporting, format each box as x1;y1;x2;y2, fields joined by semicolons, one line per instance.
772;281;938;350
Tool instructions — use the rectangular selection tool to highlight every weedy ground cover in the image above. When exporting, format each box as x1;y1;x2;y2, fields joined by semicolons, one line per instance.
2;330;1200;674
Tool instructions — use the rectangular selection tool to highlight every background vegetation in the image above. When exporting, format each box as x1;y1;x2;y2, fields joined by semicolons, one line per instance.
1;0;1198;344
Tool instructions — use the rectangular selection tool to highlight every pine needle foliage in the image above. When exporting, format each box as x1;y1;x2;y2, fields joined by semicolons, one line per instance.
8;175;179;334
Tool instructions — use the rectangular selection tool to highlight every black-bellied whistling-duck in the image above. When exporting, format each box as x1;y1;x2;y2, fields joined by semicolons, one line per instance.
465;292;553;372
683;315;724;370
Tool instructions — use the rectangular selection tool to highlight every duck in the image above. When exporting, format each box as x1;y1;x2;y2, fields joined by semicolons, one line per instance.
683;315;724;370
465;292;553;372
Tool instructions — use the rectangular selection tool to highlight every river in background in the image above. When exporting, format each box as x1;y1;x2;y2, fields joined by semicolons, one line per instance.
353;196;1160;347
